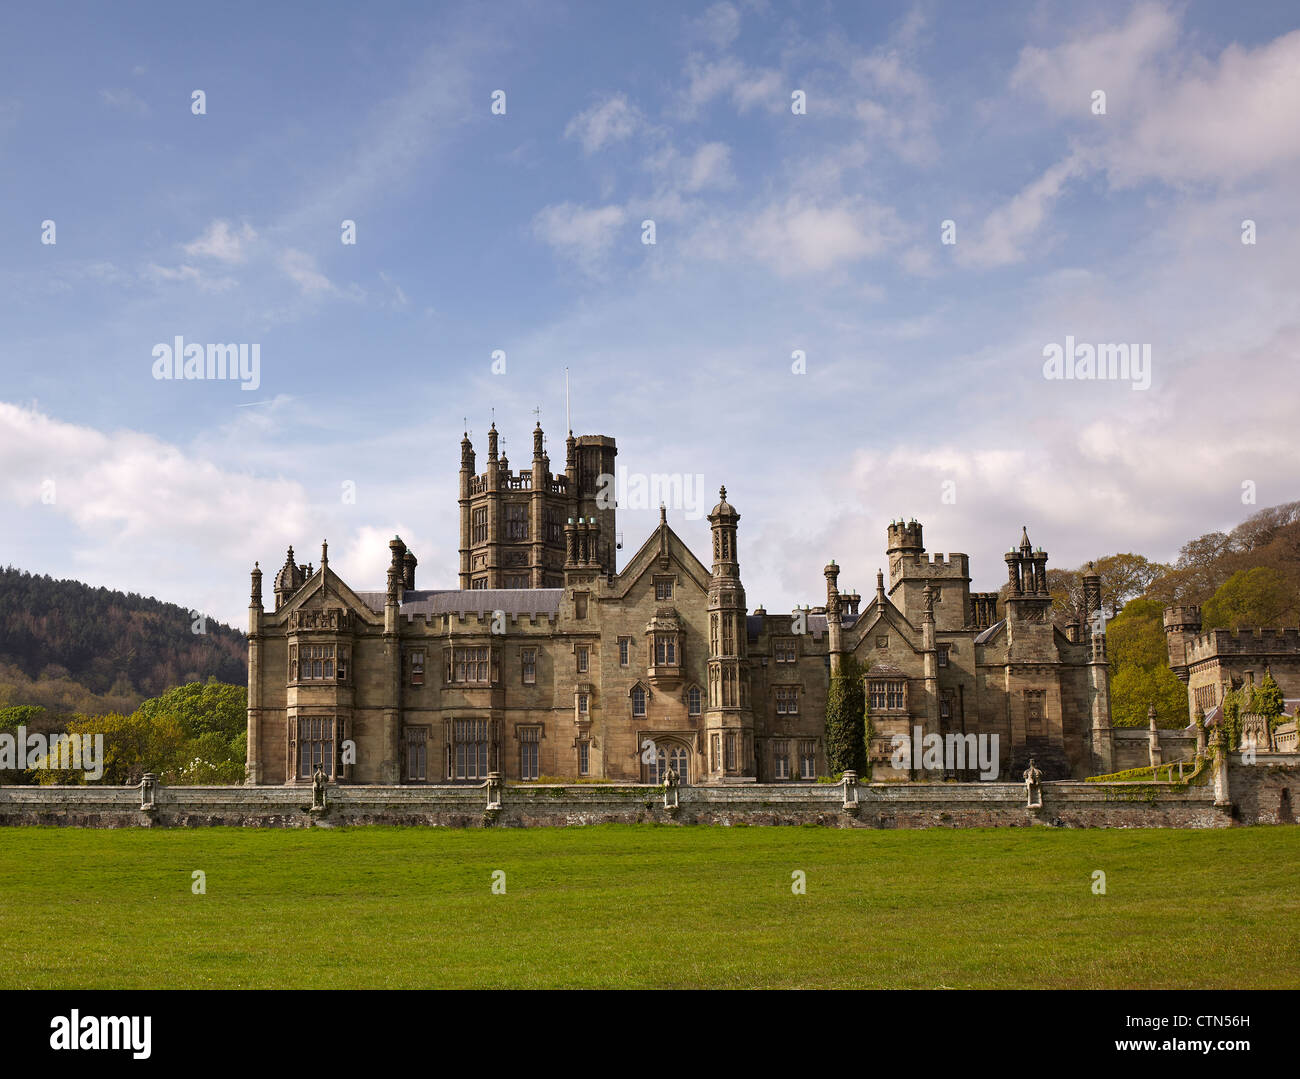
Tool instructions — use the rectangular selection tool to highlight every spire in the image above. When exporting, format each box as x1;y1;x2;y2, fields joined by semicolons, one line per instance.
876;569;886;604
1019;526;1032;553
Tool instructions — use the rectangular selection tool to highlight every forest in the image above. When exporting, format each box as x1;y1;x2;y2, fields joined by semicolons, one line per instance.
0;566;246;715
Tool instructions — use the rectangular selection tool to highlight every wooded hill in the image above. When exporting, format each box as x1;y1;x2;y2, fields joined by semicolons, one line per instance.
0;567;246;716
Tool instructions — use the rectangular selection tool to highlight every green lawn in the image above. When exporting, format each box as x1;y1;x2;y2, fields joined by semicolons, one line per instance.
1;825;1295;989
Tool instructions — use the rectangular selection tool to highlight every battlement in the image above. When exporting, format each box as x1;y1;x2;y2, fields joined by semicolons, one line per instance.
1163;605;1202;632
1187;626;1300;661
921;552;969;576
468;469;568;496
886;519;924;554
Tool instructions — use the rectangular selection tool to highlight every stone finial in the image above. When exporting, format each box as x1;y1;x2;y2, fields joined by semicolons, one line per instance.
320;540;328;570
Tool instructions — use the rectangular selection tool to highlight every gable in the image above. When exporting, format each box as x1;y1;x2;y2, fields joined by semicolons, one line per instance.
272;567;384;627
844;601;921;658
612;521;712;599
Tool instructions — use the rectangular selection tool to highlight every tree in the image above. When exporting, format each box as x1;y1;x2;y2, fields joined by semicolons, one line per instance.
1105;599;1189;728
825;655;866;776
1201;567;1296;630
0;704;47;732
135;681;246;742
1255;670;1285;728
1092;553;1167;610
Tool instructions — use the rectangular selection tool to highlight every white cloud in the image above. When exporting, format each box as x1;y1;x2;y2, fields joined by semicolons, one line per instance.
1011;5;1300;187
142;262;238;292
0;402;313;625
183;220;257;264
98;87;150;114
956;153;1085;268
532;202;629;268
849;8;940;166
737;197;899;274
689;2;741;49
679;54;784;117
564;94;641;154
1010;3;1178;117
279;249;335;295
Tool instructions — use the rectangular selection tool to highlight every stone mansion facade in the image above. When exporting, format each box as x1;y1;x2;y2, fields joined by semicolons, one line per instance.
244;423;1117;786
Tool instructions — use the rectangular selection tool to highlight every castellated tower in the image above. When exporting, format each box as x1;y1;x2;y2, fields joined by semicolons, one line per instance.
885;518;972;630
1163;604;1202;684
704;487;754;781
458;422;617;589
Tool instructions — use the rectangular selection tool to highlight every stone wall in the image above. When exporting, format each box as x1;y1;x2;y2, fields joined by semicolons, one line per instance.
4;757;1295;828
1227;754;1300;825
1112;726;1199;771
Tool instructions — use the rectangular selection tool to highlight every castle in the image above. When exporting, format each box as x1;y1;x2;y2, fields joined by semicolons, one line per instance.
1164;606;1300;751
243;424;1118;786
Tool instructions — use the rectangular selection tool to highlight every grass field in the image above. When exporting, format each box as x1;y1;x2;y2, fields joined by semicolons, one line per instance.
1;825;1296;989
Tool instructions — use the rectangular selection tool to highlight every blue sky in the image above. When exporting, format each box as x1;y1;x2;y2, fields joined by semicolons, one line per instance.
2;0;1298;627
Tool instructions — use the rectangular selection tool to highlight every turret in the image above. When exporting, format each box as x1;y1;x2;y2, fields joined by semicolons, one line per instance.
273;546;304;610
1163;604;1202;684
705;486;753;780
458;432;476;589
886;518;924;559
